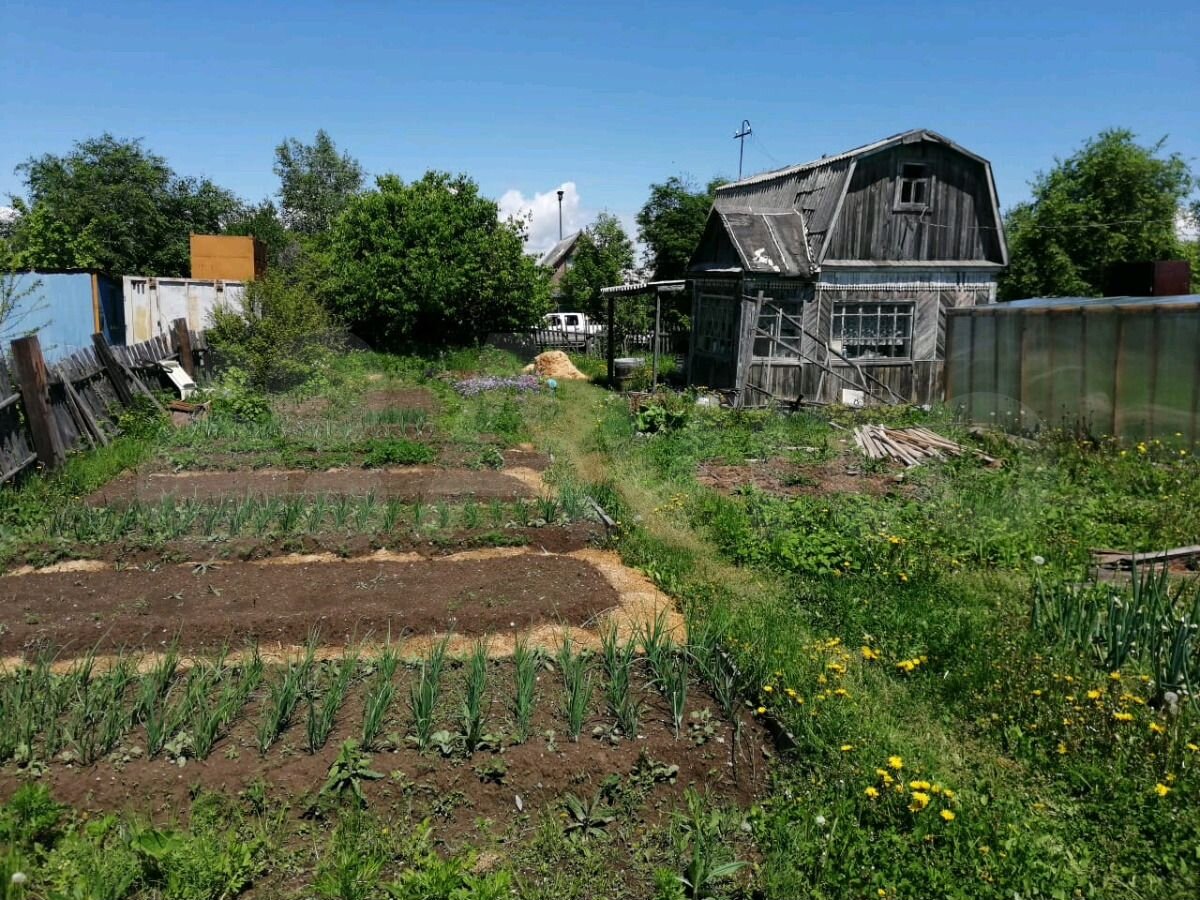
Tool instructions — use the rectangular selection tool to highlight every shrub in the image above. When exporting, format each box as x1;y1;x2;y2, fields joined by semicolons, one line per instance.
207;270;336;391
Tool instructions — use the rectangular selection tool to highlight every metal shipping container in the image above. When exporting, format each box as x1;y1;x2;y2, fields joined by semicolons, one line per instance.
123;276;245;344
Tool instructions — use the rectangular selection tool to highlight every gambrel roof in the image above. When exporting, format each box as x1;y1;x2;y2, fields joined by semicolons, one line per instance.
538;231;581;270
689;128;1006;276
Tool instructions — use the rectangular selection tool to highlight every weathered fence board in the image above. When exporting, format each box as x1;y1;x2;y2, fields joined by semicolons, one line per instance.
1;329;209;488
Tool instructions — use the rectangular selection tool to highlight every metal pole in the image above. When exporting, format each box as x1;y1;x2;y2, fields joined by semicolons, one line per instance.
734;119;752;180
556;189;564;240
652;289;661;390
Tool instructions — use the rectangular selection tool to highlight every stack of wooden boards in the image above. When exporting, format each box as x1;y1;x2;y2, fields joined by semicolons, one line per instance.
852;424;1000;468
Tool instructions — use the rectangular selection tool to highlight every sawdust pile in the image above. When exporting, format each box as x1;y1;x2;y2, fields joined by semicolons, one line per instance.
521;351;589;381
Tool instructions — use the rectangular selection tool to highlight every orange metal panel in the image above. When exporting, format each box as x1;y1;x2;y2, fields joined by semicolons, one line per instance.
190;234;264;281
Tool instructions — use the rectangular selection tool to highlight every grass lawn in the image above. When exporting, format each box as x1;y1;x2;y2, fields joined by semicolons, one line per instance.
2;348;1198;899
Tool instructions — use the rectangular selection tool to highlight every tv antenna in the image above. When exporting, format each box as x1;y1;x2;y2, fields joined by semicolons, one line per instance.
733;119;752;180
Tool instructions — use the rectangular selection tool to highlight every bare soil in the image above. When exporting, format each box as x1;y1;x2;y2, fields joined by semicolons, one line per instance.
87;467;545;505
698;455;911;498
0;663;771;848
0;553;617;656
11;522;606;571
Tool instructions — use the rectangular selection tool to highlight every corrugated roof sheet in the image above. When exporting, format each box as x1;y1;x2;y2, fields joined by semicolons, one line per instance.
717;210;814;276
538;232;581;269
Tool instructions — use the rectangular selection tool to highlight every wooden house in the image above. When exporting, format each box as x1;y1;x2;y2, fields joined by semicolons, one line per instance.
686;129;1007;405
538;231;582;294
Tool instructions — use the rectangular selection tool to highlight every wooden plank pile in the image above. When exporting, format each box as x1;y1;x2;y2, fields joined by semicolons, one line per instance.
852;424;1000;467
1091;545;1200;574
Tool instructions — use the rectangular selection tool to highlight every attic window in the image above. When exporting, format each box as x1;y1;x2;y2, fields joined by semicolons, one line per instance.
895;163;932;210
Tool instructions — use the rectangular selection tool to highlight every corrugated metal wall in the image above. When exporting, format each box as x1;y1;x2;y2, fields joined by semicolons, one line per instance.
2;273;123;362
945;299;1200;444
123;277;245;343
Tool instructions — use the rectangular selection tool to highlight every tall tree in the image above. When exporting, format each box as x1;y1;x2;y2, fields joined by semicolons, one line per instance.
636;176;726;280
325;172;550;348
223;199;291;269
273;130;364;236
999;130;1193;299
7;134;240;275
558;213;635;318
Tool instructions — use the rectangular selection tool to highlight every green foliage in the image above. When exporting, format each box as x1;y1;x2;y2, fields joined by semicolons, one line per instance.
557;213;634;317
222;199;292;268
321;740;384;806
1000;129;1193;299
274;129;364;236
116;394;169;440
361;438;435;467
0;256;47;343
7;134;240;276
207;270;335;391
325;172;551;348
636;176;727;281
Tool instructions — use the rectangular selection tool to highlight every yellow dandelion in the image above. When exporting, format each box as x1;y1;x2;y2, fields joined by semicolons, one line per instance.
755;706;767;715
861;646;880;661
1149;722;1166;735
1057;742;1068;755
1155;783;1171;798
1113;712;1134;723
840;744;855;752
908;780;931;791
864;786;880;799
942;788;955;800
1186;743;1199;753
1109;671;1122;681
940;809;955;822
888;755;904;770
908;791;931;812
1086;690;1101;700
762;684;773;693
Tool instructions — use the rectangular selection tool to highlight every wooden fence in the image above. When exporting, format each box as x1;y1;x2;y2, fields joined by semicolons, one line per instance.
0;319;209;487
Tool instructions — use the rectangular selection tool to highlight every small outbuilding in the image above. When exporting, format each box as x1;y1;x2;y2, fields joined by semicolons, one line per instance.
686;129;1007;406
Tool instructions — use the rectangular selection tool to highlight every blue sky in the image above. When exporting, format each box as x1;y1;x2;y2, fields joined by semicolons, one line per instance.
3;0;1197;253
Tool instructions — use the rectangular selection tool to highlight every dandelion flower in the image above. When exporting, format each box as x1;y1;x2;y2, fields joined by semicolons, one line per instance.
762;685;773;693
942;788;956;800
11;872;28;886
888;755;904;770
1086;690;1101;701
840;744;855;752
1186;743;1199;753
1113;712;1134;723
756;706;767;715
861;646;880;661
1155;783;1171;798
864;786;880;799
1149;722;1166;735
940;809;955;822
908;780;931;791
1032;555;1046;566
908;791;931;812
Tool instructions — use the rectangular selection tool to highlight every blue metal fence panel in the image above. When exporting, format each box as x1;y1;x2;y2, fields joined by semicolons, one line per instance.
3;272;124;363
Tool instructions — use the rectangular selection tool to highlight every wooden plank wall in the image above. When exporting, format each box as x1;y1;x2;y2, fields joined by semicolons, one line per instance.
0;328;210;488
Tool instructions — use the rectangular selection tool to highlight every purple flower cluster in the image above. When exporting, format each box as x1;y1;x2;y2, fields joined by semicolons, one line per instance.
453;374;541;397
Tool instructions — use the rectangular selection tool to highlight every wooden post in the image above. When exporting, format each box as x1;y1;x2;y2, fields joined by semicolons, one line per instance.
92;332;135;406
10;335;66;469
0;350;12;397
651;290;662;390
606;291;616;386
172;318;195;378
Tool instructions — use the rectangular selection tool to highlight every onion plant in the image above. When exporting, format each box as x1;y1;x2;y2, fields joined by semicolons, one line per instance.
461;639;490;752
306;647;359;753
257;634;319;754
511;637;539;742
558;638;594;741
601;625;642;737
361;645;399;750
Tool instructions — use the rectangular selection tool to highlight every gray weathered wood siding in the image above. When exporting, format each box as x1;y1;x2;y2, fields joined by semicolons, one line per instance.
823;143;1004;263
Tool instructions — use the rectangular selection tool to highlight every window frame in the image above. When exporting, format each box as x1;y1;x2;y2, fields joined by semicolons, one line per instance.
830;300;916;361
893;161;934;212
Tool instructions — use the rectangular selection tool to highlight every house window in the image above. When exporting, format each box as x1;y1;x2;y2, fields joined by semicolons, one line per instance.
831;302;914;359
754;299;804;359
894;162;932;210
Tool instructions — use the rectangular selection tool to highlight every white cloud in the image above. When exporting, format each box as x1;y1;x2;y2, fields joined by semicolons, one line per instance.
0;206;19;224
498;182;586;255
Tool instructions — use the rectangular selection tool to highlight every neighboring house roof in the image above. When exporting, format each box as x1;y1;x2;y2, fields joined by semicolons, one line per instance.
538;231;581;270
693;128;1004;275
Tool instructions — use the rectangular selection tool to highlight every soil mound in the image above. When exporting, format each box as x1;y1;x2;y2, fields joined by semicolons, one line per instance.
523;351;589;381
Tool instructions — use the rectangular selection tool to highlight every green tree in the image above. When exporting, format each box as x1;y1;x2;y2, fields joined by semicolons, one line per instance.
325;172;550;348
273;130;364;236
7;134;240;275
223;199;291;269
558;213;635;318
999;130;1193;299
636;176;726;280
